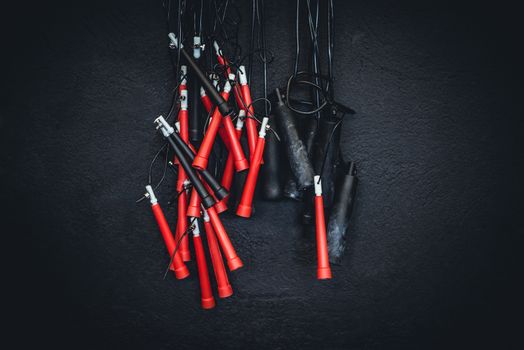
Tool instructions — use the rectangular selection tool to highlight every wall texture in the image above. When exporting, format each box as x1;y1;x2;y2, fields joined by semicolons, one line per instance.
2;0;521;348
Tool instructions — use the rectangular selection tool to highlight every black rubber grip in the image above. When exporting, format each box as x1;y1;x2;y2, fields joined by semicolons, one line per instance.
327;162;358;264
168;132;229;200
273;88;314;190
180;48;231;117
164;136;216;209
189;70;202;143
284;178;302;201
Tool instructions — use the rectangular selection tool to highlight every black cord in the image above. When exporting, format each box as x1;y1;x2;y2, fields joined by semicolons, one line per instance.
294;0;301;75
162;217;197;280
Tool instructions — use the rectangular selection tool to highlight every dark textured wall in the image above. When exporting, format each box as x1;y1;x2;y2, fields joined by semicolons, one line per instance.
2;0;521;349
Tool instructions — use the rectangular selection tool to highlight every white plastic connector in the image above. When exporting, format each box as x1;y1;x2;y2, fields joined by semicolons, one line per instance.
154;116;174;136
145;185;158;204
314;175;322;196
200;86;206;97
238;65;247;85
193;36;202;59
167;33;184;49
180;65;187;85
223;80;232;93
258;117;269;138
168;33;183;49
213;41;220;56
180;90;188;110
236;110;245;130
202;209;210;222
191;218;200;237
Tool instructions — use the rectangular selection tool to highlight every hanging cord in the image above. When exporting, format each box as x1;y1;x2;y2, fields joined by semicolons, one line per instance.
256;0;269;116
326;0;335;98
306;0;322;122
294;0;301;75
136;143;171;203
317;114;344;183
167;163;194;205
162;217;197;279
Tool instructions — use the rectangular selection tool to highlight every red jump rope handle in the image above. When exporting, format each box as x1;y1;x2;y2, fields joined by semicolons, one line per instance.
238;66;258;159
193;86;232;171
236;117;269;218
203;210;233;298
176;189;190;261
201;85;246;174
314;176;332;280
175;89;190;261
200;89;213;113
192;222;216;309
217;115;245;210
149;198;189;279
202;90;232;161
206;206;243;271
222;114;249;172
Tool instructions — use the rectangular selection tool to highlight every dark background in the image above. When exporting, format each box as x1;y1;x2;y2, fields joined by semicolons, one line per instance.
2;0;522;348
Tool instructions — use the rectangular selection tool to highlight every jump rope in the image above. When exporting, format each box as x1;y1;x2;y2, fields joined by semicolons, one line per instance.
140;0;358;309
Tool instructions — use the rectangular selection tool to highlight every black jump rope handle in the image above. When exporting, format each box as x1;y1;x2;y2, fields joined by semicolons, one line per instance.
273;88;314;190
169;131;229;200
179;45;231;117
284;116;316;201
327;161;358;264
164;135;216;209
189;69;202;143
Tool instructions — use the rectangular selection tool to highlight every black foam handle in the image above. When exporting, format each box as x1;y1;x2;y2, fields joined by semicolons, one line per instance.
327;162;358;264
164;136;216;209
189;69;202;143
261;114;283;200
284;178;302;201
168;132;229;200
180;48;231;117
273;88;314;190
303;117;318;157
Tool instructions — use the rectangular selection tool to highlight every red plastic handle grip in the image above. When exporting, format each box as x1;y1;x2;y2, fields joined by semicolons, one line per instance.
193;90;231;170
222;116;249;172
315;195;332;279
240;84;257;158
236;137;266;218
216;128;243;210
179;109;189;141
176;189;190;261
206;207;243;271
193;234;216;309
151;203;189;279
203;218;233;298
187;187;201;218
202;92;231;159
201;93;213;113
